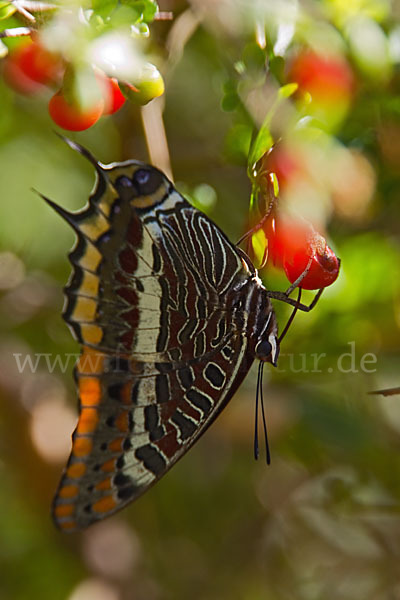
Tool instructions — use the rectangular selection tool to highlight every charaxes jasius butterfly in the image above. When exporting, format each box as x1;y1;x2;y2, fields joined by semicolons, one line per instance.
41;138;300;533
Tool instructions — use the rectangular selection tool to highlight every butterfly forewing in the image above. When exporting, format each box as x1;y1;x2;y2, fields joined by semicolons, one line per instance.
49;147;272;532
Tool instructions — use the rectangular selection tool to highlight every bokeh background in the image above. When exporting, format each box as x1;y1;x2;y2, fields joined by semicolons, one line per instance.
1;0;400;599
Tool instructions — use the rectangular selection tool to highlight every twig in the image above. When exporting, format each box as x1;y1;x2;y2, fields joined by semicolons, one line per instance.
155;11;173;20
11;0;36;23
0;27;32;38
13;0;56;10
141;98;173;181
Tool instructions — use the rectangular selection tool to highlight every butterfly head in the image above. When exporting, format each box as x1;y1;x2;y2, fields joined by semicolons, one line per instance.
253;310;280;366
255;334;279;366
109;163;172;210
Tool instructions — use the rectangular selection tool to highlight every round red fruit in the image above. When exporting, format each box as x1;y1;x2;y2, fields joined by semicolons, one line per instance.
3;41;64;94
264;216;339;289
266;217;307;269
289;50;354;103
48;90;104;131
283;233;340;290
99;76;126;115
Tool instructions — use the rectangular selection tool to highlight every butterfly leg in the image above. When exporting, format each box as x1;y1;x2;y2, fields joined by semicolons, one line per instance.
266;287;324;312
283;255;314;296
266;254;325;312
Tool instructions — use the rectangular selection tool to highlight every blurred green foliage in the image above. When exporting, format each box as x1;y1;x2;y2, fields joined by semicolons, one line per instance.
1;1;400;599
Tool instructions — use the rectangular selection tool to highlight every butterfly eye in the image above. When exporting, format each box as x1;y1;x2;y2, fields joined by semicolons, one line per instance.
134;169;150;186
132;167;164;196
255;339;273;360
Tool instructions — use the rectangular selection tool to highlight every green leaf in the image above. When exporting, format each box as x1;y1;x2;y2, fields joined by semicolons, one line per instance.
110;4;142;26
247;82;298;172
247;127;273;174
91;0;118;19
269;55;285;82
0;15;26;50
251;228;268;266
0;1;16;20
242;42;267;72
120;0;158;23
141;0;158;22
221;92;240;112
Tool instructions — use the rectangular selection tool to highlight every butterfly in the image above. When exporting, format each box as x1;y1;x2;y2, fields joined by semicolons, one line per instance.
41;137;282;532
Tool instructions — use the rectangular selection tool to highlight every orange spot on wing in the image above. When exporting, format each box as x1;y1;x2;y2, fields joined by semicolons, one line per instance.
108;437;124;453
121;383;132;405
72;296;97;322
101;458;116;472
67;462;87;479
77;346;105;375
79;377;102;407
76;408;99;434
59;520;78;531
115;411;129;432
73;437;93;457
95;477;112;491
80;324;103;345
59;484;79;499
54;504;75;517
92;495;117;514
78;270;100;298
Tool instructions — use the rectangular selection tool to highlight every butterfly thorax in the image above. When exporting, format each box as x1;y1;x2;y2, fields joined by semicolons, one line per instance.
223;266;279;366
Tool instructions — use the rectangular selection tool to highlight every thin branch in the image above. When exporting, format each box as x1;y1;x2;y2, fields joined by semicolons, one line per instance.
141;98;173;181
155;11;173;20
11;0;36;23
0;26;32;38
369;387;400;397
14;0;57;10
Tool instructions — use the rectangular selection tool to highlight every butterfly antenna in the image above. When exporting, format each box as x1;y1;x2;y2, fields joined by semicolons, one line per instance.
254;361;261;460
259;361;271;465
254;361;271;464
278;286;302;344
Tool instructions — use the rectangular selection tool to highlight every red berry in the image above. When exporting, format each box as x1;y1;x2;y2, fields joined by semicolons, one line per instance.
3;52;43;95
18;42;63;85
3;41;64;94
283;239;340;290
98;75;126;115
289;50;354;104
48;90;104;131
265;217;339;290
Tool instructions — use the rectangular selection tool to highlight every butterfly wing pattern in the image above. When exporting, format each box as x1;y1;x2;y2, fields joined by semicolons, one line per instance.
46;139;279;532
